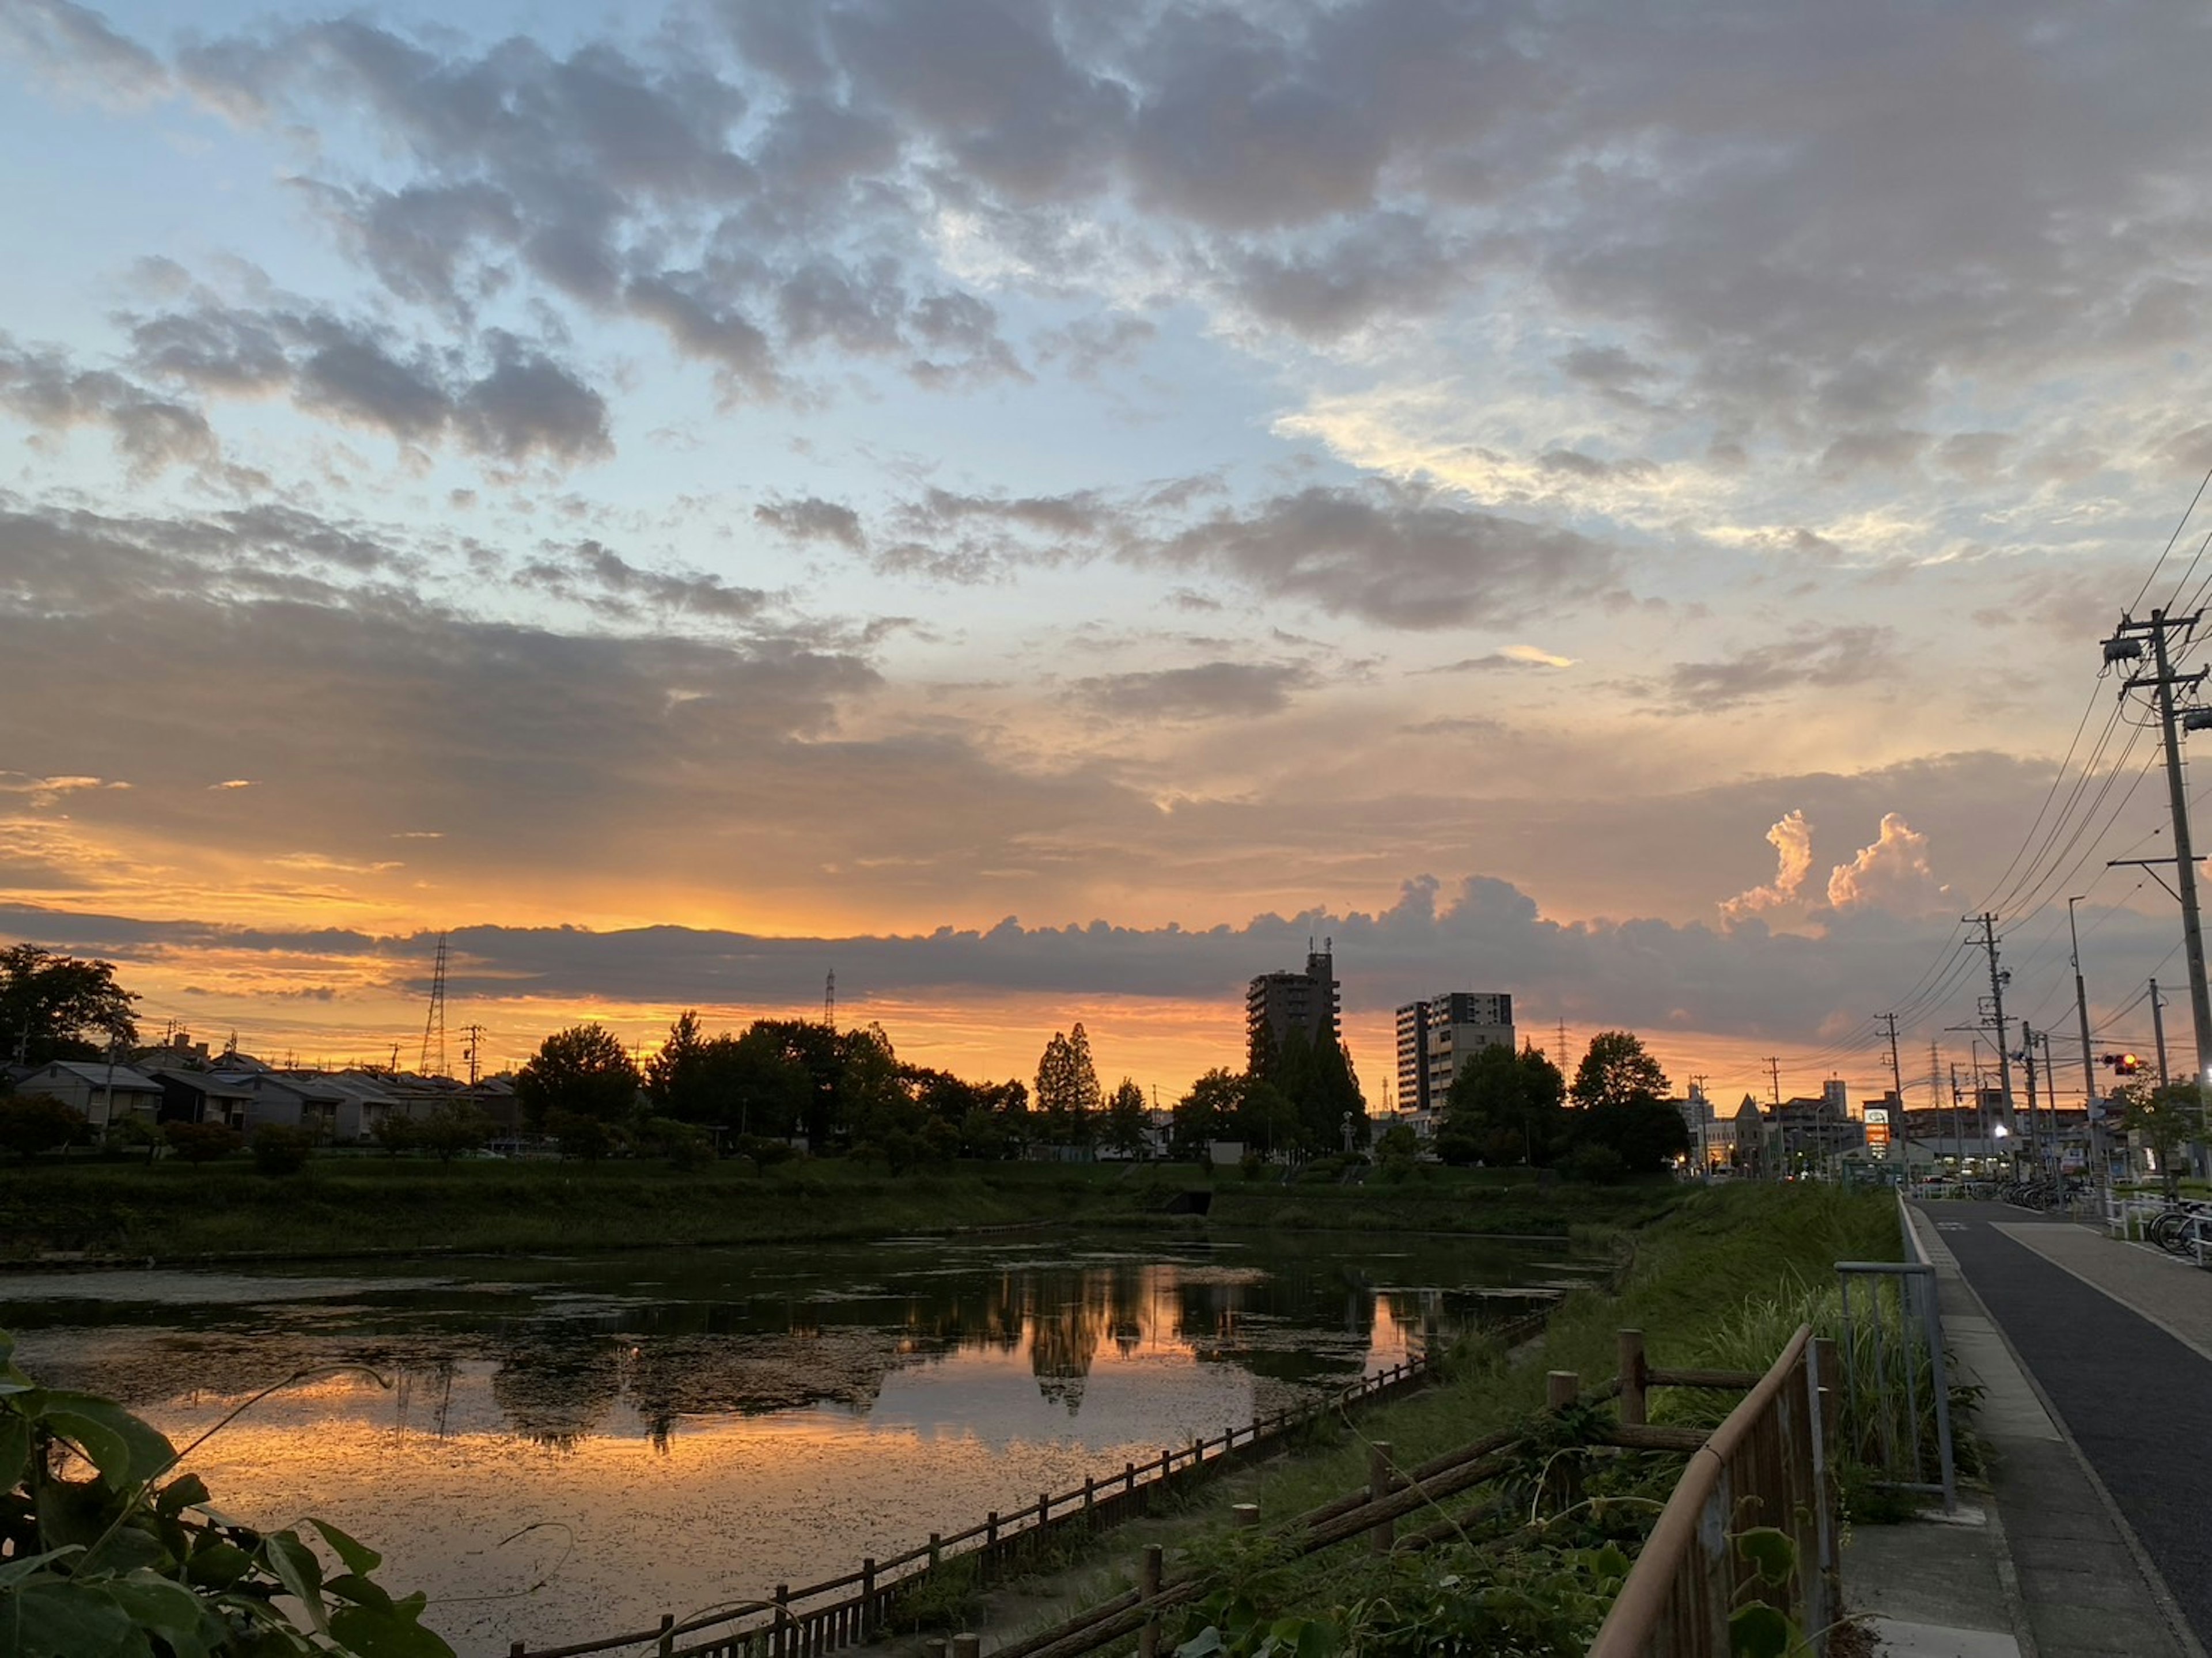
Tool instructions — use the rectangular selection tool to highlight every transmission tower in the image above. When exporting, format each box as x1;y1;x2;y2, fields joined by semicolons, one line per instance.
418;933;448;1077
824;969;836;1031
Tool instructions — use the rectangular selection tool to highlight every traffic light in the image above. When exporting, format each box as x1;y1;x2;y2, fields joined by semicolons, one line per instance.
2099;1052;2143;1075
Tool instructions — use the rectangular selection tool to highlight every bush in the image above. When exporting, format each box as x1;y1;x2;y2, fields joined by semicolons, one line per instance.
251;1122;315;1175
1562;1143;1626;1183
548;1109;619;1160
0;1092;85;1159
164;1120;242;1163
735;1133;797;1166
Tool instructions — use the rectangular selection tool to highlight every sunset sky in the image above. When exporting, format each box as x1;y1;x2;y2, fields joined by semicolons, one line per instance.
7;0;2212;1107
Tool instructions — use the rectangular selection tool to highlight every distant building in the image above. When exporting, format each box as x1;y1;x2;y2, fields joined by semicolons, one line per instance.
1247;943;1341;1069
12;1060;164;1129
1394;992;1514;1117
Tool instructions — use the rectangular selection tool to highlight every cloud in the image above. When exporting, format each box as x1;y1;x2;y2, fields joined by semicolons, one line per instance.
0;333;221;478
753;496;867;550
0;773;128;809
1661;626;1896;711
1152;484;1616;629
1721;810;1814;922
1071;661;1316;722
123;301;612;467
1422;645;1575;673
0;0;166;105
1826;812;1946;913
209;779;256;791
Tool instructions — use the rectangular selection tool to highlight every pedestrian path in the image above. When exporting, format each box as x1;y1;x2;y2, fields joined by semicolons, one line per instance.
1890;1202;2207;1658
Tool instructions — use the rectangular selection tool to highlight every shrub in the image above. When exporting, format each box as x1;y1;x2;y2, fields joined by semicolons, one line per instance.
164;1119;243;1163
252;1122;315;1175
735;1133;797;1166
0;1091;85;1159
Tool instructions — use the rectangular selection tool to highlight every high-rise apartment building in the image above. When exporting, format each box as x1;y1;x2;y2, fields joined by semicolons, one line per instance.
1394;992;1514;1117
1247;943;1340;1069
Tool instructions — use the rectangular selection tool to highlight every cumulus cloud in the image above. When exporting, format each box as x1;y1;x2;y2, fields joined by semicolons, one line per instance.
1826;813;1946;913
1721;810;1815;922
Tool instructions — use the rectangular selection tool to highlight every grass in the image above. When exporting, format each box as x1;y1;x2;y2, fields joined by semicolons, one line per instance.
0;1156;1687;1262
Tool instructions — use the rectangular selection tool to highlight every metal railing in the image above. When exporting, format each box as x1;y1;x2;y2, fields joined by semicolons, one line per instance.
1830;1198;1956;1513
1585;1324;1836;1658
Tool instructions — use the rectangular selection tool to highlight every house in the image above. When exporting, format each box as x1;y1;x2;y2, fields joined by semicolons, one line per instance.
10;1060;164;1128
147;1068;256;1129
218;1071;347;1138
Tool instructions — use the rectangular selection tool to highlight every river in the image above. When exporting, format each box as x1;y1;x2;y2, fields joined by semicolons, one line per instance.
3;1228;1599;1655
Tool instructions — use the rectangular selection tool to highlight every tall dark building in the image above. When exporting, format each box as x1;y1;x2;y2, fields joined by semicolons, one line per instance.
1246;943;1340;1072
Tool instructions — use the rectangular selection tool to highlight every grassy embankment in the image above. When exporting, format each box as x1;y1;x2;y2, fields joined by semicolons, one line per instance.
0;1156;1685;1262
931;1182;1900;1653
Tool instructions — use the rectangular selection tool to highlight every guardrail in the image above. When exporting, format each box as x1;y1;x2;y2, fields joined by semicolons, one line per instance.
505;1338;1491;1658
1584;1323;1836;1658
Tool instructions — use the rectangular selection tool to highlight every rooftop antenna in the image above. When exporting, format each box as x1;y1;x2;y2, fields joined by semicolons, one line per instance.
419;933;448;1077
824;969;836;1031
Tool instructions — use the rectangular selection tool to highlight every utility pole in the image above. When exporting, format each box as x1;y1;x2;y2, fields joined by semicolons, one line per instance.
1764;1056;1782;1107
2021;1022;2041;1171
1690;1073;1711;1178
462;1023;486;1087
1879;1012;1904;1105
2152;978;2171;1084
1969;912;2017;1134
2108;608;2212;1082
1950;1061;1964;1166
2068;896;2103;1186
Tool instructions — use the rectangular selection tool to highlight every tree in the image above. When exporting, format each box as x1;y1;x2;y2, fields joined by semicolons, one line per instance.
1104;1077;1150;1157
412;1099;492;1162
251;1122;315;1175
1565;1031;1686;1174
0;1092;84;1160
643;1010;713;1118
515;1023;641;1130
164;1120;241;1163
1570;1031;1671;1111
2118;1081;2200;1197
0;944;138;1064
1035;1023;1104;1145
1442;1042;1566;1166
1173;1069;1244;1158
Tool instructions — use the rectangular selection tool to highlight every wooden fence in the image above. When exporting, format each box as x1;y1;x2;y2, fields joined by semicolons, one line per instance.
1585;1325;1837;1658
506;1340;1476;1658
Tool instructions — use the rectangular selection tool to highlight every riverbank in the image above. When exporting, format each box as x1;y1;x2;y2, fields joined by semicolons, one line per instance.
0;1157;1684;1263
906;1181;1897;1653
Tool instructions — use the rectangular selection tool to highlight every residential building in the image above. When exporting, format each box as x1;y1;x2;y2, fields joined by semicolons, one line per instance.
1246;943;1340;1068
147;1068;255;1129
11;1060;164;1128
1393;992;1514;1117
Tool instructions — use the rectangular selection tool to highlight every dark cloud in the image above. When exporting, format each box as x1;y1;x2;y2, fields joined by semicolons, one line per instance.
1072;661;1316;722
0;0;165;103
516;541;772;623
1660;625;1897;710
0;333;219;477
753;496;866;549
1151;484;1616;629
120;301;611;466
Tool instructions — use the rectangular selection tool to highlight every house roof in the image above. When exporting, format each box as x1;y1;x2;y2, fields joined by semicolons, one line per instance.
147;1067;255;1102
24;1060;163;1092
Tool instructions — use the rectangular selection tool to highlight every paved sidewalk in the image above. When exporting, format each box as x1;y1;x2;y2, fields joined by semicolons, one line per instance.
1878;1205;2205;1658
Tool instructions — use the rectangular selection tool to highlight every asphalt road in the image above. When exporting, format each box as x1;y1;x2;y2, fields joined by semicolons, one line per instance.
1936;1202;2212;1648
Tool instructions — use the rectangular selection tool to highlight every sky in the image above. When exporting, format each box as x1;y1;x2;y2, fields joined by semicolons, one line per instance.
6;0;2212;1108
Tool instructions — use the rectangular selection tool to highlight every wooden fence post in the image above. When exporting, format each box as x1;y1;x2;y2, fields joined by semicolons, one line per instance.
859;1560;876;1641
1137;1543;1164;1658
1619;1329;1647;1426
1084;1474;1096;1515
510;1644;526;1657
952;1634;982;1658
1368;1440;1395;1554
773;1586;789;1658
1233;1503;1261;1527
928;1531;942;1570
923;1640;948;1658
1546;1369;1580;1411
656;1613;673;1658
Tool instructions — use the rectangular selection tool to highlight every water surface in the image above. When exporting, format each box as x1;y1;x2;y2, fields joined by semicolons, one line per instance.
6;1229;1596;1655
